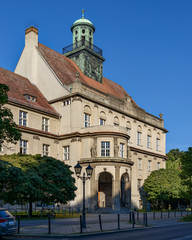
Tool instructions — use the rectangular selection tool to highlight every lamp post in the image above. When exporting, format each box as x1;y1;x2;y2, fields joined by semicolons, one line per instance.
74;161;93;228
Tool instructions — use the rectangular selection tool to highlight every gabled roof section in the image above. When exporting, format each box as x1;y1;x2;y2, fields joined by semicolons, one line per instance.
37;43;134;101
0;67;59;117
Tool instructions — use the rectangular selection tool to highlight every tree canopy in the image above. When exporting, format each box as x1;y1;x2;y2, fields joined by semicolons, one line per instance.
166;148;183;170
0;154;77;215
0;84;21;145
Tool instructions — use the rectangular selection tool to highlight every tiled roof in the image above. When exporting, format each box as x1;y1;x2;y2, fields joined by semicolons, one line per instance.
0;67;59;117
37;43;137;103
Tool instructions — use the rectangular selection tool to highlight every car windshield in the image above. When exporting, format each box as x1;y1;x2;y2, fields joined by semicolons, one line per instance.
0;210;12;218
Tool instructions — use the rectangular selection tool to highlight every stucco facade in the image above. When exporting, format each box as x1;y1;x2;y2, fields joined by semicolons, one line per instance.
0;14;167;211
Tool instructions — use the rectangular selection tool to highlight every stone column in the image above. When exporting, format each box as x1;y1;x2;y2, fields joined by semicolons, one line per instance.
112;165;121;211
90;165;98;211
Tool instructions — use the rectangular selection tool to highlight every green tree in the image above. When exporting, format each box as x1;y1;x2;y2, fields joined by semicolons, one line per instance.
143;169;183;209
180;147;192;199
0;154;77;216
166;148;183;170
0;84;21;146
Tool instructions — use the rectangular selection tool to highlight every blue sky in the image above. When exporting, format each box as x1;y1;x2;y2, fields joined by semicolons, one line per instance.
0;0;192;153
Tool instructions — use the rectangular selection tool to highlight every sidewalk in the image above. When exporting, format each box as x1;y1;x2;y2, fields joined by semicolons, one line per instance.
14;211;190;238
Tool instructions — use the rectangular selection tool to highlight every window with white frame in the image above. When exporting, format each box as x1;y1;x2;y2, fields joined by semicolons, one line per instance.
148;160;152;172
20;140;28;154
42;144;49;156
137;132;141;146
137;179;141;191
147;135;151;148
42;117;49;132
157;162;160;170
101;141;110;157
99;118;105;125
19;110;27;126
127;128;131;142
120;143;125;158
84;113;90;127
63;146;70;160
138;158;142;170
156;138;160;151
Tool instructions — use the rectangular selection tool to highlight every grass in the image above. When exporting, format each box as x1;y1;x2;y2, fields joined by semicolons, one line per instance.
179;215;192;222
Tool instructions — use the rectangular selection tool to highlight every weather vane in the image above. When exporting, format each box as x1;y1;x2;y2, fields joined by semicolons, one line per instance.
82;9;85;19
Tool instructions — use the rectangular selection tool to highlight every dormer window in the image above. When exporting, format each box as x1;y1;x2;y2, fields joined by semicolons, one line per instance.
24;94;36;102
82;29;85;34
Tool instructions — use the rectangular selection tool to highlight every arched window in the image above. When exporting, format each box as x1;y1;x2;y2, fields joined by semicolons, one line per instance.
137;125;142;146
99;111;106;125
84;105;91;127
126;121;131;142
156;133;161;151
147;129;152;148
114;116;119;126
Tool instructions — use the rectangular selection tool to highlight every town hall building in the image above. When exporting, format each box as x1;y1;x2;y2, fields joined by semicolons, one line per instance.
0;12;167;211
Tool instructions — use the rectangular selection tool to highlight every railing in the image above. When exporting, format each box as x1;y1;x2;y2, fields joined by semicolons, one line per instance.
63;40;103;57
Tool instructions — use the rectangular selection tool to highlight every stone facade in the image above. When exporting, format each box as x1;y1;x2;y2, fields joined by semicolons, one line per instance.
0;14;167;210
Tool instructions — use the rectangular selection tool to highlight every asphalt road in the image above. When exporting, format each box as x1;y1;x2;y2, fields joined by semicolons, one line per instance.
2;223;192;240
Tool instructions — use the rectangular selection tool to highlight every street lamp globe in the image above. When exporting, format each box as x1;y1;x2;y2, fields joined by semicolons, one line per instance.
74;161;82;178
86;164;93;178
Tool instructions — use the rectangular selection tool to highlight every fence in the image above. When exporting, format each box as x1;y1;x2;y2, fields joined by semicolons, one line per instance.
15;210;190;235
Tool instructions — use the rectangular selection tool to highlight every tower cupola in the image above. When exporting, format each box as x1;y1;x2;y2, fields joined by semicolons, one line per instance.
71;10;95;46
63;10;105;83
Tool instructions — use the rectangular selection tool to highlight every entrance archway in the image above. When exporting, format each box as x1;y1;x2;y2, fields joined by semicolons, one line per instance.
121;173;131;208
98;172;113;208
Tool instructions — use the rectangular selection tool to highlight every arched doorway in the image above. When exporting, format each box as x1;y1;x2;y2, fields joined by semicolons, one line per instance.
98;172;113;208
121;173;131;208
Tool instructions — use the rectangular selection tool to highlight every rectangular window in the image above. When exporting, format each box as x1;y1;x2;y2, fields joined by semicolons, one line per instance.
157;162;160;170
19;110;27;126
101;141;110;157
63;146;70;160
42;117;49;132
148;160;152;172
63;99;71;106
156;138;160;151
20;140;28;154
42;144;49;156
137;179;141;191
147;135;151;148
99;118;105;126
127;128;131;142
137;132;141;146
84;113;90;127
138;158;142;170
120;143;125;158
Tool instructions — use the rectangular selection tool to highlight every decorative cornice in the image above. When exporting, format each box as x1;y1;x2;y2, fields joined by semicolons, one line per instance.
130;146;167;159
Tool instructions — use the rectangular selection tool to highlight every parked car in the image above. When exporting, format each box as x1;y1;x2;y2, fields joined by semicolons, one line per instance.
0;208;16;236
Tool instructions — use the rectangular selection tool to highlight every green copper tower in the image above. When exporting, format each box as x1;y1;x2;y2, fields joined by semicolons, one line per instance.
63;10;105;83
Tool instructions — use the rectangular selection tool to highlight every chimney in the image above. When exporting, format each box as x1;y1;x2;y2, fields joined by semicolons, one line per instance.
25;26;38;47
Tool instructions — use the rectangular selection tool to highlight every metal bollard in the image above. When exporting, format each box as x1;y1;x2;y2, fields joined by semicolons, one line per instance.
17;216;20;234
80;215;83;233
145;212;148;226
153;211;155;219
143;213;145;225
181;210;183;216
48;215;51;234
137;211;139;221
99;215;103;231
132;212;135;228
118;214;120;230
129;212;132;223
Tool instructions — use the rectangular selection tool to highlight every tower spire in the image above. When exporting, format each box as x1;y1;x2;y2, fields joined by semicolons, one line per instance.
82;9;85;19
